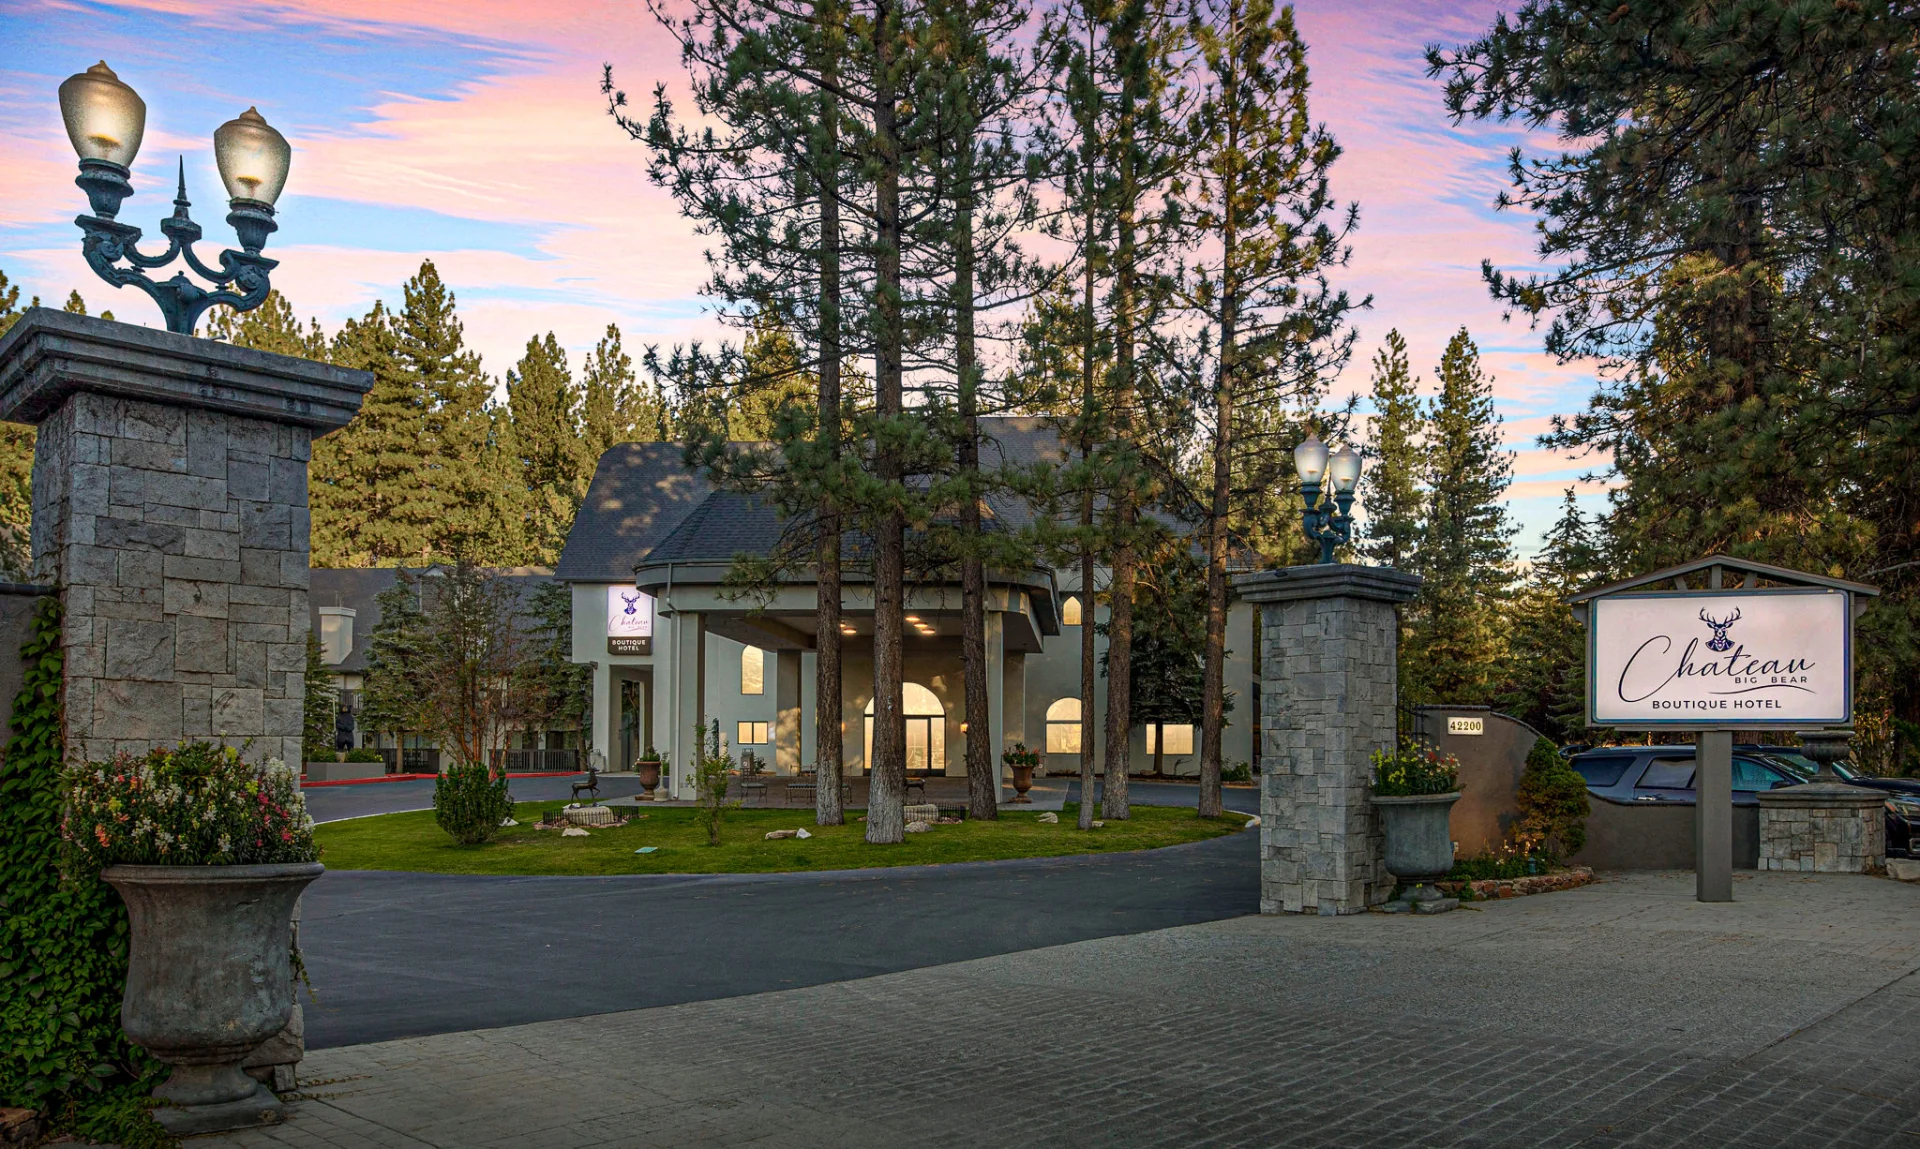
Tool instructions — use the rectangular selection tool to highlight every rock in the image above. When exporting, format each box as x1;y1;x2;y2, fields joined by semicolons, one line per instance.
500;817;518;827
765;829;799;840
1889;857;1920;883
905;821;932;833
561;827;590;838
1037;812;1058;824
1;1108;41;1146
796;828;812;839
1091;820;1104;829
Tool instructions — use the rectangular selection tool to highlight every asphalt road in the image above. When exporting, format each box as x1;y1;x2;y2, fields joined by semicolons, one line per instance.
302;773;647;823
299;781;1260;1049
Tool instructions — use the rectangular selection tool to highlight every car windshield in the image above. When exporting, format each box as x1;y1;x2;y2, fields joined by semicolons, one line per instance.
1757;750;1858;781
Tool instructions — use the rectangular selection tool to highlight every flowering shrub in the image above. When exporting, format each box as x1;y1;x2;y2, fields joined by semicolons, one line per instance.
60;742;318;872
1370;742;1461;797
1002;743;1041;770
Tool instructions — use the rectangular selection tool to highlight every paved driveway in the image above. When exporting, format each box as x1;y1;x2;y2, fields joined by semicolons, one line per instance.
219;870;1920;1149
300;782;1260;1048
303;774;648;824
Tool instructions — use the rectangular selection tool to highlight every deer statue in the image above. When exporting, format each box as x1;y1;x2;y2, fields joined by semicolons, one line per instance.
1699;607;1741;653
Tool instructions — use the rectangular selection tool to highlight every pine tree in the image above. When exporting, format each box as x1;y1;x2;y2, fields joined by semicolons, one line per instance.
579;324;672;460
506;332;587;564
1431;0;1920;760
361;570;428;749
1407;328;1514;705
1499;489;1601;742
0;269;36;578
206;290;327;358
393;261;508;563
60;289;112;322
1358;330;1423;570
1173;0;1358;817
303;632;338;762
313;301;433;565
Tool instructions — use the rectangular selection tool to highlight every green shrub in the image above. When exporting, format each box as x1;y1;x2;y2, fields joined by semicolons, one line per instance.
432;762;514;845
1222;762;1253;784
1516;736;1590;856
0;597;170;1147
686;721;737;846
1370;742;1461;796
345;747;385;764
62;743;318;870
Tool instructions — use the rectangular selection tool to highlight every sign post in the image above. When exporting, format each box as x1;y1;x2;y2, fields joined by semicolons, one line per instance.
1570;557;1878;903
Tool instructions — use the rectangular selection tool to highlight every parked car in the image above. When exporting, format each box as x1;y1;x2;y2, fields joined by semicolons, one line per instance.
1569;744;1916;859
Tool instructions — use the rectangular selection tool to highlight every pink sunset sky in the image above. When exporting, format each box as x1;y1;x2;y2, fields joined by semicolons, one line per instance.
0;0;1608;553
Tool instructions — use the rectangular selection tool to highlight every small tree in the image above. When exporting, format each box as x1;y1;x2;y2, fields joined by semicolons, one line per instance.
1515;737;1590;859
360;570;427;756
686;721;737;847
414;564;534;771
302;633;337;763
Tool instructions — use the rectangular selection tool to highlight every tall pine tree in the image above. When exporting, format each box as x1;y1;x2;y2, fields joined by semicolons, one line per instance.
1498;488;1601;742
506;332;588;564
1406;328;1513;706
1358;329;1423;570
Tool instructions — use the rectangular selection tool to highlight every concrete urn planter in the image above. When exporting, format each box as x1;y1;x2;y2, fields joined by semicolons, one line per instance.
1009;763;1035;802
635;758;662;799
1372;792;1461;881
102;862;324;1136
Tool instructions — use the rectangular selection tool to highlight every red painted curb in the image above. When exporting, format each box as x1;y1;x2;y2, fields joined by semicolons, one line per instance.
299;771;586;787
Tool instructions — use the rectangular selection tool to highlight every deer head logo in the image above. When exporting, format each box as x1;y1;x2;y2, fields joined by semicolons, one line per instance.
1699;607;1741;653
620;591;642;616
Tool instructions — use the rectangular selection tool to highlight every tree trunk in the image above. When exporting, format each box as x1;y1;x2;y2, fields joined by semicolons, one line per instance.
957;191;997;820
866;0;907;845
1198;27;1240;821
814;48;845;827
1101;27;1140;823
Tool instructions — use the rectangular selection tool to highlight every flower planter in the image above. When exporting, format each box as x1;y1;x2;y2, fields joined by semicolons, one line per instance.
102;862;324;1136
636;758;662;799
1009;763;1034;803
1372;791;1461;882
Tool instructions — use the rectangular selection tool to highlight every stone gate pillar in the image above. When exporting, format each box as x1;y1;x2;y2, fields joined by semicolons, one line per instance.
0;310;369;769
1239;564;1420;915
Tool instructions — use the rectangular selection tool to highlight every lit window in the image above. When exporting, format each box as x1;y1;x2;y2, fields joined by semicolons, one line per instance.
1045;697;1081;754
1060;595;1082;626
1146;724;1194;756
737;721;770;745
741;645;764;695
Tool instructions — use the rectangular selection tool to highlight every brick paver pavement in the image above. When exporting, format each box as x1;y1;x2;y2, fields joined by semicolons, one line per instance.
208;870;1920;1148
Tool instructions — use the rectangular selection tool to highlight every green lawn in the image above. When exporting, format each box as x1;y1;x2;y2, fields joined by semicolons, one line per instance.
314;801;1249;876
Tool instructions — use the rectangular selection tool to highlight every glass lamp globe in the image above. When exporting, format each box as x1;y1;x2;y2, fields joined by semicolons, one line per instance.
1293;433;1329;485
213;107;291;206
58;62;146;167
1328;445;1363;493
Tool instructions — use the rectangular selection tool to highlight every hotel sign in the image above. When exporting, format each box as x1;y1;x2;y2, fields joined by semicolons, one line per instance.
1587;588;1851;728
606;586;653;655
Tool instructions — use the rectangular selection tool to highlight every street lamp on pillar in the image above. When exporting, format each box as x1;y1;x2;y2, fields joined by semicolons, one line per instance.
59;62;292;336
1295;433;1362;564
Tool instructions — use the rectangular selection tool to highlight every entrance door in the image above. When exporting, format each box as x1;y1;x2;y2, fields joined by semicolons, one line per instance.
864;682;947;775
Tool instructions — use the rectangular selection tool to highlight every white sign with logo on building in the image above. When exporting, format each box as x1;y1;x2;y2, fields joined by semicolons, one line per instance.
1586;587;1851;729
606;586;654;655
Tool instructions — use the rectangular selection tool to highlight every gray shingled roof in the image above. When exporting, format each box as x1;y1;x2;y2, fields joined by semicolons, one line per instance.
553;442;718;581
309;566;557;673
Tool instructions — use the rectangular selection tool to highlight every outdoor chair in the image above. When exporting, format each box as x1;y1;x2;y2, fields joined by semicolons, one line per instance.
570;766;601;802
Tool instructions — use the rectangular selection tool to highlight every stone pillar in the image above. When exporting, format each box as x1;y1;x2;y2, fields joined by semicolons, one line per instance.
1757;730;1886;873
0;310;368;769
1238;564;1420;916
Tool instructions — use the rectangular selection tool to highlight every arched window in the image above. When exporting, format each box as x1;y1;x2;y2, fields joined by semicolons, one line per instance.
1060;595;1083;626
740;645;764;695
1045;697;1082;754
864;683;946;775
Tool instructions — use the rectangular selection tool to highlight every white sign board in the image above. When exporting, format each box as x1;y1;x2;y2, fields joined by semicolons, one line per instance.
1588;588;1851;728
606;586;654;655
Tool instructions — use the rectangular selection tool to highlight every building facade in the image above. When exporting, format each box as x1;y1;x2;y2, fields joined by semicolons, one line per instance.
553;418;1258;798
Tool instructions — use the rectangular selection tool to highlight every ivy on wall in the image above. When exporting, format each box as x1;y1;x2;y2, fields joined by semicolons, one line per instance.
0;596;169;1146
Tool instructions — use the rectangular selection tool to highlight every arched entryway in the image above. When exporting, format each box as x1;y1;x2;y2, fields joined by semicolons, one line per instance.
864;683;947;776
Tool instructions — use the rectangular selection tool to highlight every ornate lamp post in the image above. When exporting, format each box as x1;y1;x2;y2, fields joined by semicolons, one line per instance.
1294;433;1362;564
58;62;292;336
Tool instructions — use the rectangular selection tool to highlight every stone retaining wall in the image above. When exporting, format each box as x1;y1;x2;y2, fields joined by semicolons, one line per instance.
1436;866;1594;900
